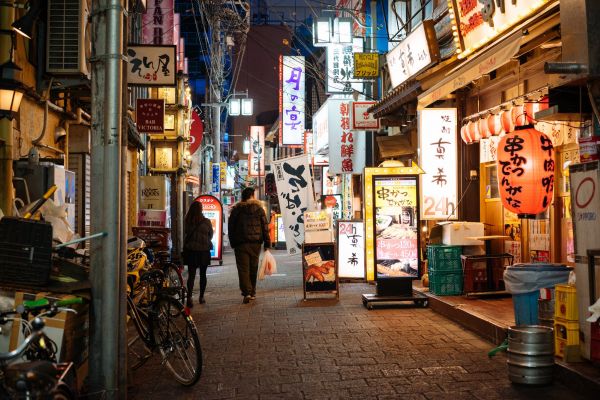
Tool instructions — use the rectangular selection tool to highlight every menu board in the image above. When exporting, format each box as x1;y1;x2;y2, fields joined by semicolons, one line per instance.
374;176;419;278
302;243;338;296
195;195;223;260
337;221;365;279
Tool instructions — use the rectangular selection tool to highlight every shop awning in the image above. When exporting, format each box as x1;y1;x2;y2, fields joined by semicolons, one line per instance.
369;80;421;118
417;32;523;109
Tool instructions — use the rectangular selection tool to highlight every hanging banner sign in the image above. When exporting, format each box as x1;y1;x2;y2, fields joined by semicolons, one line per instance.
352;101;379;130
189;107;203;154
248;126;265;177
136;99;165;132
195;195;223;261
211;163;220;194
326;39;364;94
312;104;329;166
273;155;315;255
142;0;174;45
386;21;439;89
419;108;458;220
353;53;379;78
127;45;177;86
337;220;365;279
449;0;552;58
325;99;366;174
279;56;305;146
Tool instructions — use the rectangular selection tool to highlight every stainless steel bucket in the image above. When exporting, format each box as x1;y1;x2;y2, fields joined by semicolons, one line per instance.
507;325;555;385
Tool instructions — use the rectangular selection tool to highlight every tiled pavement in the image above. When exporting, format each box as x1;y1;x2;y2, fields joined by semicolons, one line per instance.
128;250;586;399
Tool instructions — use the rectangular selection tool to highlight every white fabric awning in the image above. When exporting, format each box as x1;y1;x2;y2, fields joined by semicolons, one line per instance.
417;32;523;109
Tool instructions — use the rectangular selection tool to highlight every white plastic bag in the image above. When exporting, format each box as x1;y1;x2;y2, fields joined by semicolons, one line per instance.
258;249;277;280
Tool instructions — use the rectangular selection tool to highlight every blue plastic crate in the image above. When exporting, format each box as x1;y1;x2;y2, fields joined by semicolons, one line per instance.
512;291;539;325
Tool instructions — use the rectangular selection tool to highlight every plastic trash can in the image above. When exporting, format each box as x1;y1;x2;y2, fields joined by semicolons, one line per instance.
504;264;572;326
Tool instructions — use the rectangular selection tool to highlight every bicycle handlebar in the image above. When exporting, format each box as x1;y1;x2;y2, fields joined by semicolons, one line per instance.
22;297;84;311
0;318;45;362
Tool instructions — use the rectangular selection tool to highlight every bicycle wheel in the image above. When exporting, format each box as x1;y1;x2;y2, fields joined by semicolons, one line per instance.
153;296;202;386
163;264;186;303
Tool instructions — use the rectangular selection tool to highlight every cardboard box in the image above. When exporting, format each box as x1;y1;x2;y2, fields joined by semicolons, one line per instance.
441;222;484;246
139;176;171;210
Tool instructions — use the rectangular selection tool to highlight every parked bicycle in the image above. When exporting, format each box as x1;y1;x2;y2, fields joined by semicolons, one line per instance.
0;297;84;399
126;267;202;386
127;236;186;304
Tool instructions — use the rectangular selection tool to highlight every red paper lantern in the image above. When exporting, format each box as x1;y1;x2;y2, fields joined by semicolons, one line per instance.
487;113;503;136
468;120;480;142
524;102;542;124
496;126;555;218
460;125;470;144
478;118;491;139
502;108;514;133
512;105;526;127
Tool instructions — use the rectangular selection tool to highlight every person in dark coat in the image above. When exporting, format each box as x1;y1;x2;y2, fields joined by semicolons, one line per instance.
228;187;270;303
183;201;213;307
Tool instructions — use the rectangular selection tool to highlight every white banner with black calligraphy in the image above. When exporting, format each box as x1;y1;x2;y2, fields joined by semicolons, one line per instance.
127;45;177;86
273;155;315;255
419;108;458;220
280;56;305;145
326;40;364;94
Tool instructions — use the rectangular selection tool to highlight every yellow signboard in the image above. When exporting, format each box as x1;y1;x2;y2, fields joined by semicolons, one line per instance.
353;53;379;79
220;161;227;186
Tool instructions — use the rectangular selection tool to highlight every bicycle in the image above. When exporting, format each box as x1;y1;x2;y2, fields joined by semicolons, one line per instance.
0;297;84;399
127;237;186;304
126;268;202;386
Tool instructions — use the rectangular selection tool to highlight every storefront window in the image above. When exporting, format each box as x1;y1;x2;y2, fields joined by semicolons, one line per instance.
485;164;499;199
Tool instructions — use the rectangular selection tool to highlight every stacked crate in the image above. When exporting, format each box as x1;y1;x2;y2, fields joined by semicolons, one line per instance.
427;245;463;296
554;284;579;358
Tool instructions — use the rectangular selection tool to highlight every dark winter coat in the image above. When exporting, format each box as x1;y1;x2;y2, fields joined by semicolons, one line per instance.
228;199;270;249
183;215;213;252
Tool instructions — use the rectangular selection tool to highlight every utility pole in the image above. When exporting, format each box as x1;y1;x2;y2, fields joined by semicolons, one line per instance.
209;3;223;188
90;0;126;398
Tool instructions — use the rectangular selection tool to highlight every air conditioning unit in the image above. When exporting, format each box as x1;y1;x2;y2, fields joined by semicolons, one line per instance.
46;0;91;78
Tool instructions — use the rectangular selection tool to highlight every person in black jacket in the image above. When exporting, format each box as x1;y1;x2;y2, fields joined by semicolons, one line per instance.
228;187;270;303
183;201;213;307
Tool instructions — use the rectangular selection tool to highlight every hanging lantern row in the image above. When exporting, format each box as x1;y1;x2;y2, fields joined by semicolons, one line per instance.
460;99;549;144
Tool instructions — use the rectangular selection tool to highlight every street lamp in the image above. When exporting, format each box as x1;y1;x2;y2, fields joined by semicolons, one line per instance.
229;98;241;116
312;16;354;46
313;17;333;46
241;98;253;116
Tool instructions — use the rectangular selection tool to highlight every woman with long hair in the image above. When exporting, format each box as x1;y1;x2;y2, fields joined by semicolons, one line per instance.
183;200;213;307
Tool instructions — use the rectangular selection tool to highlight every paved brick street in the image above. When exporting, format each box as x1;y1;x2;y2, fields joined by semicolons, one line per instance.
128;250;585;400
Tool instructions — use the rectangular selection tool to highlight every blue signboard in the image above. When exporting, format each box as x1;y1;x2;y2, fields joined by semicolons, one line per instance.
212;163;220;194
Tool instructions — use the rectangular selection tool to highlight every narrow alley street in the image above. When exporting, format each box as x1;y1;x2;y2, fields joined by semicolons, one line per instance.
128;250;585;400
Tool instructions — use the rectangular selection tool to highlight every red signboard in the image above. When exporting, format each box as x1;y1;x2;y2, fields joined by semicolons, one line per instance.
136;99;165;133
195;195;223;261
189;108;204;155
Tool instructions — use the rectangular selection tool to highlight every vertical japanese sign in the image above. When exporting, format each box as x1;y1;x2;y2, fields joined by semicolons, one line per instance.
248;126;265;177
220;162;227;187
374;176;419;278
338;221;365;279
127;45;176;86
143;0;174;45
279;56;305;146
136;99;165;132
211;163;220;194
195;195;223;260
326;40;364;94
419;108;458;220
328;99;366;174
273;155;315;255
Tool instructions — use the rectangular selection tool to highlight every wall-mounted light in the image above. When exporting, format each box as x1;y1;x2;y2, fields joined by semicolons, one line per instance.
12;0;42;39
0;81;24;120
241;98;253;116
229;98;241;116
242;138;250;154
